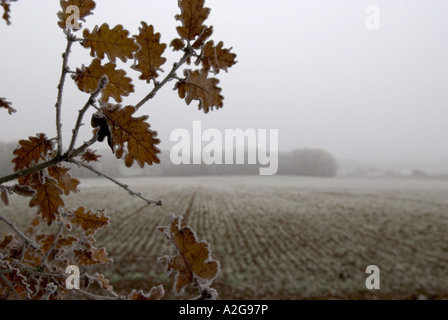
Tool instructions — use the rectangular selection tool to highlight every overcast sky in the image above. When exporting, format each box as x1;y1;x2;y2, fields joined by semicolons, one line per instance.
0;0;447;172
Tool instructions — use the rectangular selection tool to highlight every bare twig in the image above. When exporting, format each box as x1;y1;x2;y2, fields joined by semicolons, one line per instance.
76;288;121;300
69;159;162;207
0;274;20;299
39;223;64;268
55;29;76;154
0;215;39;249
135;46;194;110
67;76;109;155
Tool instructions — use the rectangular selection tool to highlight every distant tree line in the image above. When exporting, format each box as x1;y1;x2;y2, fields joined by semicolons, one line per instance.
0;142;338;178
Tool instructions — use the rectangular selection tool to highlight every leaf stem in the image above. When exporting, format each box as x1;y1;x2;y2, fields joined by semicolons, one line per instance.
135;46;194;110
67;76;109;155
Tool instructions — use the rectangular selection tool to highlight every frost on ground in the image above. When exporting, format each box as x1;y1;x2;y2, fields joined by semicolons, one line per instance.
1;175;448;299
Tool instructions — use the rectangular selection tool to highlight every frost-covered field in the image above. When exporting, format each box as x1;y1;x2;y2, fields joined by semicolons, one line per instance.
2;175;448;299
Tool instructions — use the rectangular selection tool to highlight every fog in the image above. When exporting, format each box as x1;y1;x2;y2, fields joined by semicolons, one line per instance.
0;0;447;174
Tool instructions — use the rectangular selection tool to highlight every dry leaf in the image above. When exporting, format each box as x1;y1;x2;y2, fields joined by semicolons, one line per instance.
12;134;54;171
176;69;223;113
47;164;80;196
73;58;134;102
170;38;185;51
101;104;161;168
95;273;115;293
128;285;165;300
199;40;237;74
158;214;220;295
132;22;167;82
0;97;16;115
1;187;9;205
57;0;96;30
81;149;101;162
1;0;11;25
83;23;139;63
70;206;109;235
29;176;65;226
192;26;213;49
91;113;112;149
74;243;110;266
175;0;210;41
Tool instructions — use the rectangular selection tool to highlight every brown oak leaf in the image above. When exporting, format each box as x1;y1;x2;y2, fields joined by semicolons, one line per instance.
57;0;96;30
158;214;220;295
132;22;167;82
1;0;11;25
47;164;80;196
73;58;134;102
128;285;165;300
176;69;223;113
12;134;54;171
95;273;115;294
81;149;101;162
83;23;139;63
192;26;213;49
100;103;161;167
70;206;109;235
0;97;16;115
29;175;65;226
74;242;110;266
175;0;210;41
170;38;185;51
199;40;237;74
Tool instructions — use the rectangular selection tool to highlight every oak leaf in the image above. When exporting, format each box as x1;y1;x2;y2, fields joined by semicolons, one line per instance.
57;0;96;30
12;134;54;171
73;58;134;102
128;285;165;300
95;273;115;294
175;0;210;41
199;40;237;74
83;23;139;63
1;187;8;205
70;206;110;235
0;97;16;115
170;38;185;51
192;26;213;49
47;164;80;196
0;260;31;299
158;214;220;295
74;243;110;266
176;69;223;113
81;149;101;162
1;0;11;25
132;22;167;82
36;234;78;258
91;113;112;149
29;175;65;226
100;104;161;167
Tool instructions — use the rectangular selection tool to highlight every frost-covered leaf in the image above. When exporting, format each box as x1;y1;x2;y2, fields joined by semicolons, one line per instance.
100;103;161;168
12;134;54;171
0;260;32;299
70;206;109;235
0;97;16;115
81;149;101;163
57;0;96;30
73;58;134;103
47;164;80;196
132;22;167;82
176;69;223;113
28;175;65;226
95;273;115;294
158;214;220;295
1;187;9;205
74;243;110;266
83;23;139;63
199;40;237;74
128;285;165;300
175;0;210;41
192;26;213;49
